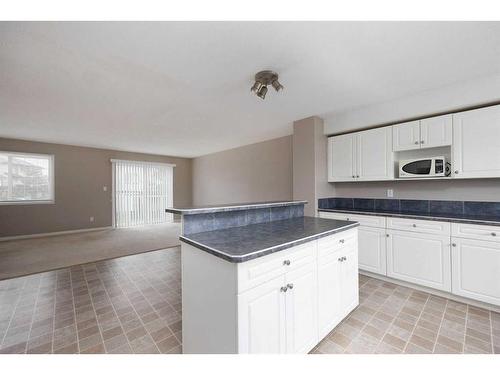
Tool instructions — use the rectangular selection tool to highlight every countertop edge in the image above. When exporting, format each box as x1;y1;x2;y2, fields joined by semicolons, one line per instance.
166;200;308;215
179;221;359;263
318;208;500;226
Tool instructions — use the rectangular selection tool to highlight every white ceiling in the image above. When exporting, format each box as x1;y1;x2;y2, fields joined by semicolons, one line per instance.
2;22;500;158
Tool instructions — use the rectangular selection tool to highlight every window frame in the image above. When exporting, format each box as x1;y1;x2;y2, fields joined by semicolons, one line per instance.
0;151;55;205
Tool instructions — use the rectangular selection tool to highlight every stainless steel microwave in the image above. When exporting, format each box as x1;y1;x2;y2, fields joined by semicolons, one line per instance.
399;157;449;178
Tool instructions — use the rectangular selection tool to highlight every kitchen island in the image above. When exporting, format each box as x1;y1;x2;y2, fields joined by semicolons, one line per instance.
166;201;359;354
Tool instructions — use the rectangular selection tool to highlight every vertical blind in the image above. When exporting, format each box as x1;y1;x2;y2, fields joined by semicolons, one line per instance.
112;160;174;228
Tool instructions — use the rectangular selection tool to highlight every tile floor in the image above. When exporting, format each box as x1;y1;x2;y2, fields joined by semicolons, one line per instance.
0;246;498;354
312;274;500;354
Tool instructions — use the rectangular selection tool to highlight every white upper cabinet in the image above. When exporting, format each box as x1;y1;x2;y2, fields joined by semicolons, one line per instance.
420;114;452;148
328;127;393;182
392;115;452;151
392;120;420;151
328;133;356;182
452;105;500;178
356;127;394;181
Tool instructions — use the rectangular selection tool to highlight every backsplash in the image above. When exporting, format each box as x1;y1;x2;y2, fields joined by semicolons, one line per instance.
318;197;500;217
183;204;304;235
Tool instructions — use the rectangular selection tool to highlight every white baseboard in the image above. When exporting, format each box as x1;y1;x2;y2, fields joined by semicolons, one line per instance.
360;270;500;314
0;226;114;242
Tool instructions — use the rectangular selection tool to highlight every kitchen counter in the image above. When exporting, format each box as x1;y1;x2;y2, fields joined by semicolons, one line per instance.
318;207;500;226
180;216;359;262
165;200;307;215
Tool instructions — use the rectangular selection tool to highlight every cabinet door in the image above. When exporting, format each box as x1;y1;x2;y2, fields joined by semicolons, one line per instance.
237;275;286;353
339;243;359;315
420;114;452;149
285;262;318;353
386;230;451;292
328;134;356;182
317;252;343;339
453;105;500;178
392;120;421;151
452;238;500;306
358;226;387;275
356;127;394;181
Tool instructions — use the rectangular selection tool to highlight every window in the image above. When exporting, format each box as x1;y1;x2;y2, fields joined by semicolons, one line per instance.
0;151;54;204
112;159;174;227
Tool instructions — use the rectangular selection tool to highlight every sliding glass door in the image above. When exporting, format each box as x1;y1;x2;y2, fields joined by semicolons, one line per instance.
112;160;174;228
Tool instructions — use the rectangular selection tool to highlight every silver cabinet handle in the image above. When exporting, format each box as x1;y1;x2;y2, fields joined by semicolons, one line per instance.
414;141;419;145
492;232;497;237
352;175;355;178
356;175;360;178
338;257;343;262
452;243;456;247
343;256;347;261
412;224;417;227
386;234;389;237
346;218;350;221
455;170;459;174
420;140;425;144
287;283;294;290
339;239;345;244
283;260;291;266
280;286;288;293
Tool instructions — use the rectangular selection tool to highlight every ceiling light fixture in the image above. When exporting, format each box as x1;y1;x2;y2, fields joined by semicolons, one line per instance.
251;70;283;100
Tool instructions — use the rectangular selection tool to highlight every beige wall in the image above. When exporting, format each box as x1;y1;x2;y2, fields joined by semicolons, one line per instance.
0;138;192;237
192;136;293;205
292;117;335;216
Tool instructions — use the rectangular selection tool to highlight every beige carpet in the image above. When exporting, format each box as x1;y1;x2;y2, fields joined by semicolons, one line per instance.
0;223;181;280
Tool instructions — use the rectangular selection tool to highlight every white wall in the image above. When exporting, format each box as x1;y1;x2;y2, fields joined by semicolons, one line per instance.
324;73;500;135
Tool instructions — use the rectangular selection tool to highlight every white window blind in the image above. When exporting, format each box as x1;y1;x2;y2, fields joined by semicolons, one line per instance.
112;160;174;228
0;151;54;204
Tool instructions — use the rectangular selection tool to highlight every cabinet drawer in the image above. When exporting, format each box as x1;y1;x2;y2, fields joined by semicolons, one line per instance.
319;211;385;228
317;229;357;259
387;217;450;235
452;222;500;242
237;241;316;293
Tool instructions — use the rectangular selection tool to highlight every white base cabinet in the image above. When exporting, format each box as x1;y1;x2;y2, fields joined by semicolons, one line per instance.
181;228;359;354
451;224;500;306
358;226;387;275
319;210;500;308
318;211;386;276
317;230;359;339
386;230;451;292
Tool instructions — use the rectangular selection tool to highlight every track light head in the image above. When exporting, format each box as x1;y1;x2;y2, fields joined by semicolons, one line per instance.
251;70;283;99
256;85;268;99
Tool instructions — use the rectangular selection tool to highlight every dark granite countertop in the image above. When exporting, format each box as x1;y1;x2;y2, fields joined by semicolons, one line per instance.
166;200;307;215
318;208;500;226
180;216;359;263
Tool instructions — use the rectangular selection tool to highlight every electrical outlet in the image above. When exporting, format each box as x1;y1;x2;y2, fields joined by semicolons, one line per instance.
90;216;95;222
387;189;394;198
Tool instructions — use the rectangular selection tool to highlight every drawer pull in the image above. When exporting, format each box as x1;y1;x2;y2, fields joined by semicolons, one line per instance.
287;283;294;290
452;243;456;247
412;224;417;227
386;234;389;238
339;239;345;244
492;232;497;237
338;257;343;262
283;260;291;266
280;286;288;293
